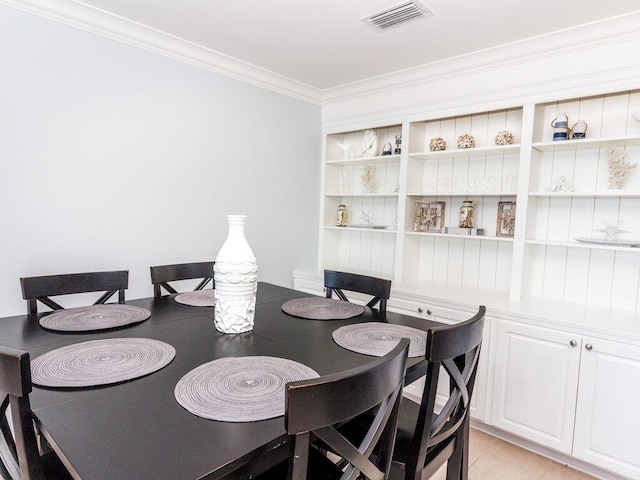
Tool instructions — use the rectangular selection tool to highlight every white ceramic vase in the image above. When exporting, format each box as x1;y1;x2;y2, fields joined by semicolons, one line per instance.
213;215;257;334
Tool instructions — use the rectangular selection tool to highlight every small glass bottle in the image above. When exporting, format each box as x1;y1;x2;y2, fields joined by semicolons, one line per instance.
459;200;474;228
336;204;348;227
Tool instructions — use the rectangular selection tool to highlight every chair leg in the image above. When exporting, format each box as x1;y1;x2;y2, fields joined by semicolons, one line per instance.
445;416;470;480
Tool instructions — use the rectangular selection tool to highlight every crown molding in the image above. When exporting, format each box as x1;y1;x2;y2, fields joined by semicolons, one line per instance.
320;10;640;104
3;0;640;109
0;0;323;104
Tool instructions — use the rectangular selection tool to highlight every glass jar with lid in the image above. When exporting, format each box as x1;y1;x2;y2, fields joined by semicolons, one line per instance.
459;200;474;228
336;204;348;227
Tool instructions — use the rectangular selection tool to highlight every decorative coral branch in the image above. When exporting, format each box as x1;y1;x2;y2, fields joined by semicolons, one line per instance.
607;146;637;190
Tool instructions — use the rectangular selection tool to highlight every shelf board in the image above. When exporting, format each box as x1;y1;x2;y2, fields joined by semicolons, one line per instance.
532;135;640;152
405;231;514;242
526;239;640;252
325;193;399;198
529;191;640;198
407;192;517;197
326;154;400;166
324;226;396;233
409;144;520;160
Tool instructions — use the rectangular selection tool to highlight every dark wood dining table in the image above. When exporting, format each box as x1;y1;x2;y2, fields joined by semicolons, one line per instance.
0;282;441;480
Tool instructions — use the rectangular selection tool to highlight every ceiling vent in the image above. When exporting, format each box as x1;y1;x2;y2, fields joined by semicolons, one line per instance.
361;1;434;32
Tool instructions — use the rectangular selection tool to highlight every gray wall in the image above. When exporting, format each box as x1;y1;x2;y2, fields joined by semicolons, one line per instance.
0;5;321;317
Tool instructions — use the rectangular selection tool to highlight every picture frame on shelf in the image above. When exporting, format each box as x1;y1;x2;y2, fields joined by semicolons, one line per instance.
497;201;516;237
414;201;445;233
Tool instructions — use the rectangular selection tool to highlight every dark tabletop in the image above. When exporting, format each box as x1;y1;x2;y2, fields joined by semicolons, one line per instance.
0;282;441;480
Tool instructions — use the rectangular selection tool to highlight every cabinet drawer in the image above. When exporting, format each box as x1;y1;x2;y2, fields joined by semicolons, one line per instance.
388;298;473;324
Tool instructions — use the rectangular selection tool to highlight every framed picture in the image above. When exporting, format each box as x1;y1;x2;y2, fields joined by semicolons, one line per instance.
497;201;516;237
414;201;445;233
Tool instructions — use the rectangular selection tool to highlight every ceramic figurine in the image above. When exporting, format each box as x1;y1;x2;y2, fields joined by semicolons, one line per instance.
361;129;379;157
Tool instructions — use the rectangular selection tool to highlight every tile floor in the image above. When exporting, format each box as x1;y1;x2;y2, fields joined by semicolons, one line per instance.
429;428;598;480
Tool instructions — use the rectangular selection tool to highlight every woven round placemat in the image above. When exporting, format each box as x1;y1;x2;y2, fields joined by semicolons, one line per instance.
332;323;427;358
31;338;176;388
282;297;364;320
175;356;319;422
174;289;216;307
39;305;151;332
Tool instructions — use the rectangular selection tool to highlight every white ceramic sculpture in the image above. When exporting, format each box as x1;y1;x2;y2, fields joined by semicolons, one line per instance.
214;215;257;334
361;129;379;157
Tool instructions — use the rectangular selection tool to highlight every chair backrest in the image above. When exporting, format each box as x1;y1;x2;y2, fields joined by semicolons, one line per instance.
149;262;215;298
324;270;392;313
0;346;45;480
404;306;486;480
285;338;410;480
20;271;129;316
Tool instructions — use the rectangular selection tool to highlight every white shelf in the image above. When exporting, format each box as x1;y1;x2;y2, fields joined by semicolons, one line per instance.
525;239;640;252
405;231;514;242
326;154;400;166
409;144;520;160
529;191;640;198
325;193;399;198
408;192;517;197
532;135;640;152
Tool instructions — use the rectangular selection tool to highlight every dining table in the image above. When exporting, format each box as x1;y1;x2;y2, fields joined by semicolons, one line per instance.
0;282;442;480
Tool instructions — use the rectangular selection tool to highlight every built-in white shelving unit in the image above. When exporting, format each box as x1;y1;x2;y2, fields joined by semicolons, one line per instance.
319;89;640;313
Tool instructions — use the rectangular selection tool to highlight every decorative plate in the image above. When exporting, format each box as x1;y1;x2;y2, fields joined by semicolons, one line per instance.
574;237;640;247
349;225;388;229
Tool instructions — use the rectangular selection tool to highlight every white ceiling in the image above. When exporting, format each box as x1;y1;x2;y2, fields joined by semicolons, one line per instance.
67;0;640;91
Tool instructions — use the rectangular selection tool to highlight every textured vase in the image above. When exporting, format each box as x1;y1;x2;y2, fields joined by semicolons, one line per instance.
214;215;257;334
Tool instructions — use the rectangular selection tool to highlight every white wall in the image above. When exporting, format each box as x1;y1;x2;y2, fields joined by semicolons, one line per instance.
0;5;321;317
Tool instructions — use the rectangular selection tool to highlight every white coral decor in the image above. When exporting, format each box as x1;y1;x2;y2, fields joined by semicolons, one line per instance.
607;146;637;190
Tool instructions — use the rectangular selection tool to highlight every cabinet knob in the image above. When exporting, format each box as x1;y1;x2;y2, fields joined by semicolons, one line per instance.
417;307;423;313
585;343;593;351
569;340;577;347
426;309;433;315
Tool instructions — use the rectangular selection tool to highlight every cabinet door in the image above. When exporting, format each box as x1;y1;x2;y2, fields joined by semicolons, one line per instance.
573;337;640;479
490;320;580;453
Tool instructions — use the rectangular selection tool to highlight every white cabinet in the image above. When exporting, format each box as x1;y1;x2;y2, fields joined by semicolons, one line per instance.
491;319;580;453
491;319;640;479
394;300;492;423
573;337;640;479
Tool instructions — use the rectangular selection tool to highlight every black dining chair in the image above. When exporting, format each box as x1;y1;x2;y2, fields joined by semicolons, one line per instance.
324;270;392;313
0;346;72;480
20;270;129;316
260;338;410;480
391;306;486;480
149;262;215;298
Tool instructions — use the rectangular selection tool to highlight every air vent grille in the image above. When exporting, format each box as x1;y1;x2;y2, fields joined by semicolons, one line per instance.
361;1;434;32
